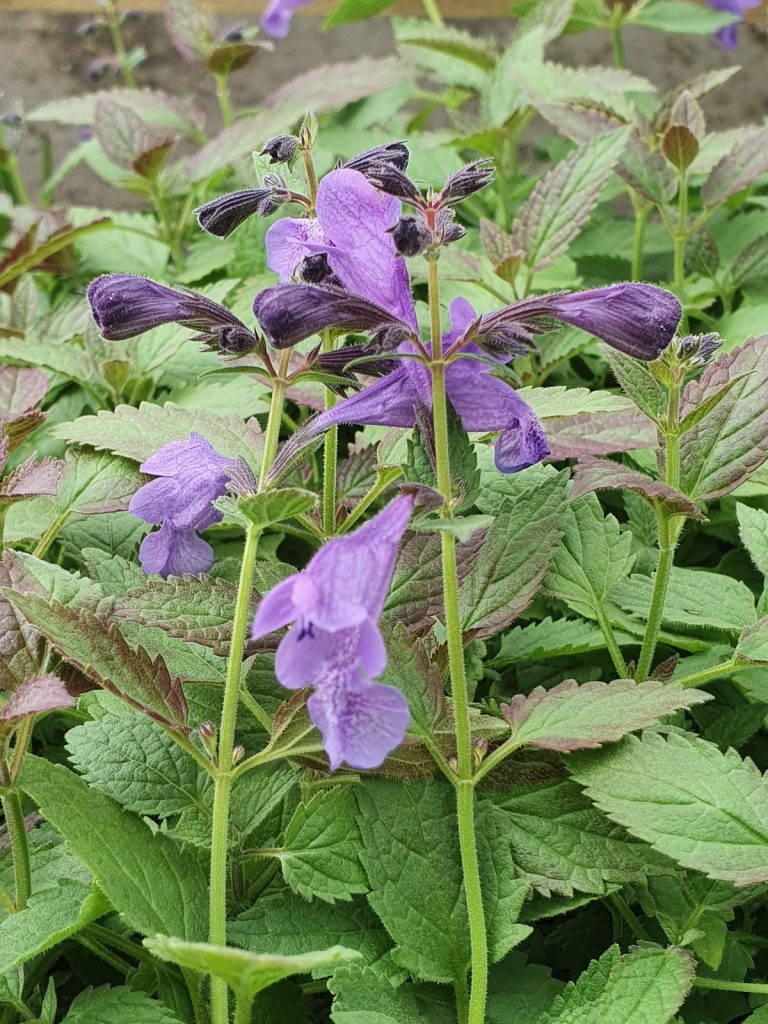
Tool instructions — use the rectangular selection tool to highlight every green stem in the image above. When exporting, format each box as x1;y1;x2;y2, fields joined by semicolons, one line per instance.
610;7;625;68
674;657;742;689
239;686;272;731
595;603;629;677
635;511;674;683
32;512;68;559
233;994;253;1024
421;0;444;26
630;198;650;281
673;170;688;298
302;150;319;212
694;978;768;995
3;153;30;206
339;468;403;535
105;0;136;87
214;74;234;128
609;892;650;941
427;256;488;1024
75;934;132;974
86;924;160;968
208;355;289;1024
322;331;338;536
1;790;32;910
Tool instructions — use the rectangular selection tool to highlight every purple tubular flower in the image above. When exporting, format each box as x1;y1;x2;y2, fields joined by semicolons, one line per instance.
260;0;314;37
254;284;407;350
307;298;550;474
263;167;417;330
707;0;759;47
195;188;282;237
478;284;682;361
344;142;410;176
87;274;255;349
252;494;414;770
129;433;237;577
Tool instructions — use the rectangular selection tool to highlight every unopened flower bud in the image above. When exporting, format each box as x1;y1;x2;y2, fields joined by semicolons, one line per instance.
677;331;722;368
198;721;217;757
390;216;432;258
75;16;103;37
232;745;245;765
438;159;495;206
216;324;259;355
448;756;459;774
260;134;299;165
472;738;488;767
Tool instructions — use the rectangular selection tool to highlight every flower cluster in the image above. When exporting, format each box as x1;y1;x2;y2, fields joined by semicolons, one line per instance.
252;494;414;769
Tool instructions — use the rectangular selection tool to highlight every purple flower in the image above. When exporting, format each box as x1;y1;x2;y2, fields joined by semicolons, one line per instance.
87;274;258;353
252;494;413;770
264;167;417;330
130;433;237;577
260;0;314;38
307;298;550;474
707;0;759;47
195;186;287;237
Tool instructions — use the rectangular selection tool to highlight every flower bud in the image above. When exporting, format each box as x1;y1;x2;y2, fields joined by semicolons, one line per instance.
260;134;299;165
198;721;217;758
232;745;245;765
215;324;259;355
472;737;488;767
677;332;722;368
390;216;432;258
299;253;334;284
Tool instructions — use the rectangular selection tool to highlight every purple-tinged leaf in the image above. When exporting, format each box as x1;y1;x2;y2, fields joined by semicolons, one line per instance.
0;220;112;290
617;130;678;205
572;458;705;520
735;616;768;666
501;678;710;752
28;89;206;139
667;89;706;139
0;456;63;501
94;99;181;177
0;367;48;418
679;334;768;500
702;127;768;206
0;552;48;691
460;470;569;637
479;219;522;284
378;621;443;736
546;409;657;459
538;101;628;145
165;0;214;61
511;128;630;272
0;675;75;726
651;67;739;135
661;124;699;173
4;592;188;730
254;284;407;349
602;347;665;422
730;233;768;287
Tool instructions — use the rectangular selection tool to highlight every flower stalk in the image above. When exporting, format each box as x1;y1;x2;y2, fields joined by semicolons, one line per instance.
427;253;488;1024
209;349;290;1024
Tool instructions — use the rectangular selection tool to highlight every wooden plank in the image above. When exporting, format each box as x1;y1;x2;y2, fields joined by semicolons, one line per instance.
0;0;765;18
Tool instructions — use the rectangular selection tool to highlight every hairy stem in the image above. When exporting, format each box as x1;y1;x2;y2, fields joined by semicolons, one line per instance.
694;978;768;995
595;603;629;677
673;169;688;298
1;790;32;910
322;331;338;536
105;0;136;87
214;74;234;128
610;6;625;68
630;195;650;281
674;657;743;689
31;513;68;560
421;0;445;26
427;256;488;1024
209;356;289;1024
339;468;403;535
233;995;253;1024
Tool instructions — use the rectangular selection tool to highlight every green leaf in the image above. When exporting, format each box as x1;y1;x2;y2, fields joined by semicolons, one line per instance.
492;617;634;665
53;450;143;518
393;18;497;72
502;678;710;752
114;575;245;657
238;488;316;530
460;470;569;636
66;716;208;818
702;127;768;206
20;755;208;938
737;503;768;578
277;790;368;904
51;401;263;473
735;616;768;665
409;514;492;543
535;943;694;1024
357;779;529;984
324;0;397;28
570;731;768;885
519;386;633;420
0;220;112;288
29;87;205;138
378;622;442;735
61;988;184;1024
230;891;391;968
571;459;705;520
330;963;454;1024
544;493;635;621
5;592;188;728
0;881;109;974
610;568;756;633
145;934;359;1003
490;756;669;896
511;128;630;271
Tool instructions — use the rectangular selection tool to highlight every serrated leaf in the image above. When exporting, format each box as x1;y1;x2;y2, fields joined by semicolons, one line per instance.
0;675;74;727
502;678;710;753
0;220;112;289
535;943;694;1024
238;487;316;530
61;988;184;1024
702;127;768;206
489;755;669;896
66;716;207;818
544;493;634;621
94;99;179;175
545;408;657;459
0;881;109;975
51;401;263;473
5;592;188;728
460;470;568;636
611;567;755;633
277;790;368;904
393;18;497;71
29;88;204;137
378;621;443;735
54;449;143;518
493;617;634;665
661;125;699;173
0;366;48;418
519;386;634;419
324;0;397;28
571;459;704;520
357;779;529;984
148;933;358;1004
618;130;678;205
735;616;768;665
20;755;208;938
730;233;768;287
570;731;768;885
679;336;768;500
511;128;629;271
330;963;452;1024
737;503;768;577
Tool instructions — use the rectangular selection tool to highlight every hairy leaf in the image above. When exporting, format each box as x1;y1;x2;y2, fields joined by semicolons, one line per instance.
610;568;755;633
570;731;768;885
378;621;443;735
702;127;768;206
502;678;710;752
737;503;768;578
0;675;75;726
493;617;634;665
61;988;185;1024
54;449;143;517
545;409;657;459
520;387;634;420
6;592;188;728
20;755;208;938
572;459;705;520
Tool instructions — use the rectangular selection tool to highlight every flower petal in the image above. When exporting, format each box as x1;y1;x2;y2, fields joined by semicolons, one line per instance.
309;367;418;435
138;522;214;578
308;675;410;771
252;575;299;639
260;0;313;37
265;217;327;282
